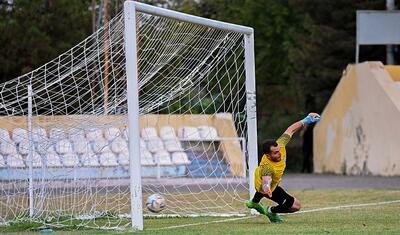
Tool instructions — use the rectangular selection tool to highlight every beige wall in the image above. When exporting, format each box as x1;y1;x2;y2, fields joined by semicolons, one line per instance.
314;62;400;176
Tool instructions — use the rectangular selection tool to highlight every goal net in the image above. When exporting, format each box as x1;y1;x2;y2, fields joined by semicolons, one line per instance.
0;2;256;230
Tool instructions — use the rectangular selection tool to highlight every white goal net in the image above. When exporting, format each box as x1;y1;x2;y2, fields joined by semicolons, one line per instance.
0;2;256;230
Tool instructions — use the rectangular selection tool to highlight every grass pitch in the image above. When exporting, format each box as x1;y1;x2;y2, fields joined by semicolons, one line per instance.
1;189;399;234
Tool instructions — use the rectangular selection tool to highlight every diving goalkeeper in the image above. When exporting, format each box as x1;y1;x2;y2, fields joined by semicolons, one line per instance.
246;113;320;223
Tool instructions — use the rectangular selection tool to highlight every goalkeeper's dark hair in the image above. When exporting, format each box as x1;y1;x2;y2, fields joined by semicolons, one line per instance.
262;139;278;154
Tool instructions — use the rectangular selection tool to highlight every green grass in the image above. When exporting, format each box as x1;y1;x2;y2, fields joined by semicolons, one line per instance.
1;189;399;234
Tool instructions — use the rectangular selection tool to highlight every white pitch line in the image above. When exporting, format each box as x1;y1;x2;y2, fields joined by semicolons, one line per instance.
150;199;400;231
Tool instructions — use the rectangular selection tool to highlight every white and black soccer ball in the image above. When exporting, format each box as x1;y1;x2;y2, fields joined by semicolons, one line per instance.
146;193;165;213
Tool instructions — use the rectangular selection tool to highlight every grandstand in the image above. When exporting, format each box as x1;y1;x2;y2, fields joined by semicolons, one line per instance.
0;114;244;180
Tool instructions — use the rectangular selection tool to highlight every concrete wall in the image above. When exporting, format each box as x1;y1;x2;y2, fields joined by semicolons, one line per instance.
314;62;400;176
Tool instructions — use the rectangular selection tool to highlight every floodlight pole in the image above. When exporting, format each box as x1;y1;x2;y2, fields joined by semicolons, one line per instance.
244;32;258;199
124;1;143;230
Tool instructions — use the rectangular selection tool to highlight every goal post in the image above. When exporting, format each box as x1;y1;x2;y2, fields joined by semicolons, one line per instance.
124;1;257;230
124;2;143;230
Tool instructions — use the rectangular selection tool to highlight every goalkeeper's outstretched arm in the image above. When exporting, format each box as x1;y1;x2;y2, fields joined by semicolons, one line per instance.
284;113;320;137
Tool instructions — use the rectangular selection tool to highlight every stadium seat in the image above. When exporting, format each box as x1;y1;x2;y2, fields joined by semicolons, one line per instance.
122;127;128;140
198;125;219;140
160;126;177;140
12;128;28;143
153;150;172;165
118;151;129;166
164;139;183;152
0;141;18;156
141;149;155;166
178;126;201;140
171;152;191;165
0;128;11;141
146;138;164;153
99;152;119;167
91;138;110;154
32;128;48;142
140;138;147;151
49;128;67;140
17;139;30;156
81;151;99;167
6;154;25;168
30;152;42;167
35;141;52;156
68;128;85;140
86;128;104;141
55;139;74;155
0;154;5;168
62;153;79;167
110;138;128;154
104;127;122;141
72;138;90;155
141;127;158;141
46;151;63;167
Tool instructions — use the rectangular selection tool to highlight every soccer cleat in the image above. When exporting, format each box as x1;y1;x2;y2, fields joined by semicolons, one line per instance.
245;200;265;215
265;206;284;223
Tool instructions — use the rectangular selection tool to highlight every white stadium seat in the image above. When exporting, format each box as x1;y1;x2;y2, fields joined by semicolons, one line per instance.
49;128;67;140
104;127;122;141
32;128;48;142
118;151;129;166
110;138;128;154
146;138;164;153
160;126;176;140
0;128;11;141
12;128;28;143
164;139;183;152
68;128;85;140
141;149;155;166
47;151;63;167
91;138;110;154
35;141;52;156
153;150;172;166
72;138;90;155
141;127;158;141
55;139;74;155
178;126;201;140
198;125;219;140
17;139;30;156
0;141;18;156
99;152;119;167
6;154;25;168
140;138;147;151
0;154;5;168
81;151;99;167
86;128;104;141
62;153;79;167
122;127;128;140
30;152;42;167
171;152;191;165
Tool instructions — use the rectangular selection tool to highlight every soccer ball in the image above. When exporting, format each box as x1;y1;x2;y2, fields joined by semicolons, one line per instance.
146;193;165;213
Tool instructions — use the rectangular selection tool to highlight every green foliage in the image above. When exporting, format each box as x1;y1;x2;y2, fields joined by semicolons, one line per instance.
288;0;386;114
0;0;92;82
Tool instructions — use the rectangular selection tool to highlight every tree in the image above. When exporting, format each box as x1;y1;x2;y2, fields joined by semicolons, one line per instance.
0;0;92;82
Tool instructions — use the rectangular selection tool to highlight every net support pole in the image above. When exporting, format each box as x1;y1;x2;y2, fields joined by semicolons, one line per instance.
244;32;258;199
28;85;34;218
124;1;143;230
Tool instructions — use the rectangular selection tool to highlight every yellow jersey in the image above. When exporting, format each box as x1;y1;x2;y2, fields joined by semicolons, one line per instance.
254;134;291;194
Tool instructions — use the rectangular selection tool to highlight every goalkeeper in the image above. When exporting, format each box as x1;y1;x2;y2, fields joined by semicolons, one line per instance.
246;113;320;223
